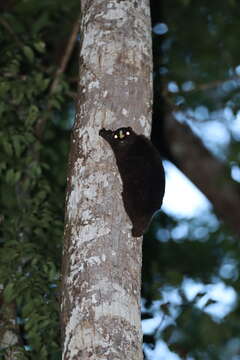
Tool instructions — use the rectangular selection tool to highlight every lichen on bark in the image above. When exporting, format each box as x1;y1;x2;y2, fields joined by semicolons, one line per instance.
61;1;152;359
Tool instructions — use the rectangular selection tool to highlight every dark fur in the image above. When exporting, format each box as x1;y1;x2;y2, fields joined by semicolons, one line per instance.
99;127;165;237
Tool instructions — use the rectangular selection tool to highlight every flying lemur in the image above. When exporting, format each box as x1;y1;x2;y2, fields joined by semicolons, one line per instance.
99;127;165;237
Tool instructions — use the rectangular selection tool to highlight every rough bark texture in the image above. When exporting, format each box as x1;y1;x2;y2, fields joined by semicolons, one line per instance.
61;1;152;359
0;290;21;359
166;112;240;236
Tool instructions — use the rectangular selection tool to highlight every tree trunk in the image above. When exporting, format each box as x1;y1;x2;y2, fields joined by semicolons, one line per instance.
0;291;21;359
61;1;153;359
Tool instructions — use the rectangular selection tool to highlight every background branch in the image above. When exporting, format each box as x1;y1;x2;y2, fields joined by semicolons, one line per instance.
0;17;24;48
165;111;240;236
35;19;79;139
175;75;240;94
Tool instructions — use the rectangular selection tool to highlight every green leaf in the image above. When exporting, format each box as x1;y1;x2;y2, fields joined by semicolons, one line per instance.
2;138;13;156
0;82;10;97
5;168;15;184
0;162;7;174
34;41;46;53
14;170;21;182
4;169;21;184
4;282;16;302
25;105;39;127
22;302;35;317
12;135;23;157
13;90;25;105
49;98;61;110
23;46;34;63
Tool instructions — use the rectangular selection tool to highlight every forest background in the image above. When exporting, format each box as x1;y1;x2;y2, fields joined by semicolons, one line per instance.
1;0;240;359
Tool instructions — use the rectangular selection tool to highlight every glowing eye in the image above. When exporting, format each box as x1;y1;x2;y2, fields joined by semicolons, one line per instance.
126;131;130;135
114;134;118;139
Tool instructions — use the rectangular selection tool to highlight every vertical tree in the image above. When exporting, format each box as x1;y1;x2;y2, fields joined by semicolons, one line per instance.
61;0;153;359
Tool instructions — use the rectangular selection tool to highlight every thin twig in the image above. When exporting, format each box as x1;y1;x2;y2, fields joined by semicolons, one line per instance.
35;19;80;139
50;20;80;94
182;75;240;93
0;17;24;48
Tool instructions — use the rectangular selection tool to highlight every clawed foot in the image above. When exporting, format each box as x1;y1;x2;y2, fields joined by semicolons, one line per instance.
131;227;143;237
99;128;113;139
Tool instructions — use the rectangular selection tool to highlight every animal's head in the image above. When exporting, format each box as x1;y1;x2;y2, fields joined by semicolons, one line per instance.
99;127;135;148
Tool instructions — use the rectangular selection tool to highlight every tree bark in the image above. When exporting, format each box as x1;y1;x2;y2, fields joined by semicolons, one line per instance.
61;1;152;359
165;111;240;236
0;291;21;359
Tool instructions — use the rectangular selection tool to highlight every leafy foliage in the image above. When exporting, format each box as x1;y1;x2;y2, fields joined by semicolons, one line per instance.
143;1;240;359
0;1;77;358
